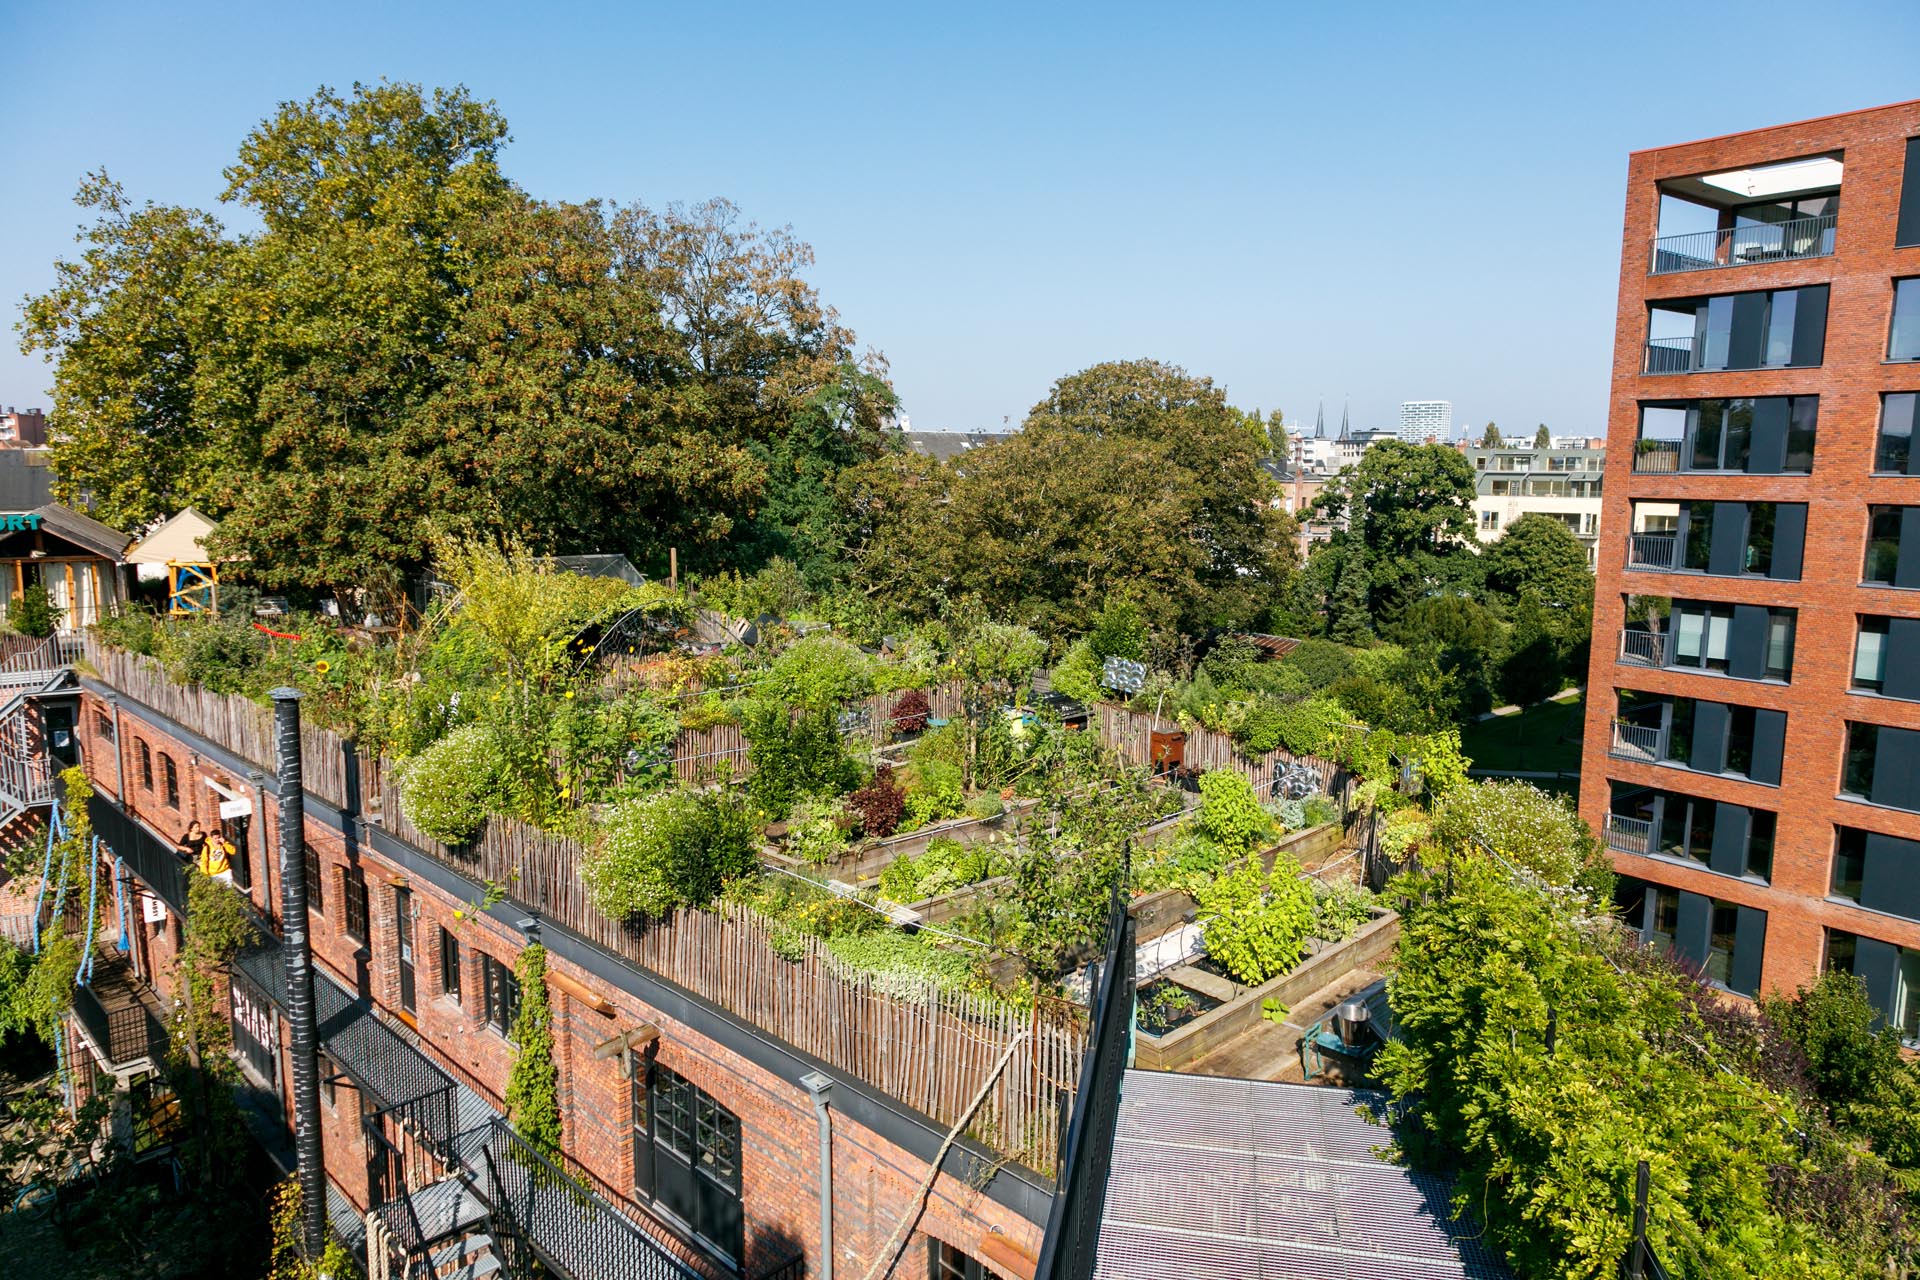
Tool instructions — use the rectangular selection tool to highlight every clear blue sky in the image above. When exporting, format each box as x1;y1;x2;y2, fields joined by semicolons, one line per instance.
3;1;1917;437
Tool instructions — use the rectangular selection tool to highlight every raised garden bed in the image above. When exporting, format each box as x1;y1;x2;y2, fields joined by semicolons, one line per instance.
1135;977;1225;1036
1132;908;1400;1073
764;799;1039;883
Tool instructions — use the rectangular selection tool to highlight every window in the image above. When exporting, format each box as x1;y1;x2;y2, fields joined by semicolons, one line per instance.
137;740;152;790
1868;507;1904;584
1856;617;1890;692
1664;602;1796;682
1833;828;1867;902
439;927;461;1001
932;1243;992;1280
1843;722;1879;798
343;865;369;945
634;1064;743;1263
95;710;114;744
1641;397;1817;475
1672;604;1731;673
304;847;324;917
1649;284;1828;373
1706;901;1740;987
1901;138;1920;248
481;952;521;1038
1831;827;1920;923
1648;887;1679;954
1875;393;1918;475
1479;510;1499;531
161;754;178;808
1827;929;1920;1044
1746;811;1775;882
1892;278;1920;361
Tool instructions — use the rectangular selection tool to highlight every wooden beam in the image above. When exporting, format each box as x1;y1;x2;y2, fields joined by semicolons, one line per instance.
549;968;618;1017
976;1232;1039;1280
591;1024;661;1059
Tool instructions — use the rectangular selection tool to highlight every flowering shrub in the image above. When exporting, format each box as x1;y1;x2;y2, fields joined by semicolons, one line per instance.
847;766;906;837
1430;779;1608;896
401;725;504;844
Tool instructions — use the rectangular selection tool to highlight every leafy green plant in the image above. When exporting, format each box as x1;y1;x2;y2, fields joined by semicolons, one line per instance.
1261;996;1290;1024
846;765;906;837
740;698;857;815
1309;877;1378;941
878;836;1000;903
1195;854;1315;985
963;792;1004;821
1196;770;1271;855
505;943;561;1157
902;759;964;829
400;724;505;844
584;787;759;919
822;929;985;1000
9;582;60;638
785;800;850;864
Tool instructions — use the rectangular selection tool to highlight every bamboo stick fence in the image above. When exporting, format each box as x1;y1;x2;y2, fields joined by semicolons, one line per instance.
1095;701;1356;810
80;636;1086;1172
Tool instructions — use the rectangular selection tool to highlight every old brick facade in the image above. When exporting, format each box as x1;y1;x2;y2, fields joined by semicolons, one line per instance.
1582;100;1920;1006
75;689;1049;1280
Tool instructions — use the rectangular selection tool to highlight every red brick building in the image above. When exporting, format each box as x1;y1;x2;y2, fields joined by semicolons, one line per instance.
1581;101;1920;1026
61;652;1068;1280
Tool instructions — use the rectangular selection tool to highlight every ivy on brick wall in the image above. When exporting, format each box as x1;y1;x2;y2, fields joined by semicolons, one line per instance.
505;943;562;1158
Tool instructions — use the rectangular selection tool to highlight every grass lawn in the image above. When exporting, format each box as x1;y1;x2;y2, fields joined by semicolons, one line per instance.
1461;692;1586;776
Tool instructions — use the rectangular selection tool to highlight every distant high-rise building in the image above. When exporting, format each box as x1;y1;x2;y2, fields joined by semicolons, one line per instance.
0;407;46;448
1397;400;1451;443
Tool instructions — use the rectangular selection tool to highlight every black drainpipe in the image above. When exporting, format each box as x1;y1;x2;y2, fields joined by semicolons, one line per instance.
272;687;326;1255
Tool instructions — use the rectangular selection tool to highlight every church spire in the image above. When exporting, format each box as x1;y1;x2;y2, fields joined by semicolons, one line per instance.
1338;398;1351;441
1314;399;1325;438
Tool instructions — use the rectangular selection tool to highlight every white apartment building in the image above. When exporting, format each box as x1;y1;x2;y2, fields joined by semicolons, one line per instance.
1464;443;1606;568
1397;400;1452;443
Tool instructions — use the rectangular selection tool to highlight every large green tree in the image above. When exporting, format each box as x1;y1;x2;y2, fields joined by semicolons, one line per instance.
21;83;890;601
1481;512;1593;611
842;359;1295;637
1307;439;1477;629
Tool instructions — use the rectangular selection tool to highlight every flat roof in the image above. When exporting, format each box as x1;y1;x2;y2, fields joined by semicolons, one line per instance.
1630;97;1920;156
1095;1072;1510;1280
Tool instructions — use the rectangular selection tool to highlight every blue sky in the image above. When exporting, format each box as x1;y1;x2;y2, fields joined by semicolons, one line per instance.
3;1;1916;437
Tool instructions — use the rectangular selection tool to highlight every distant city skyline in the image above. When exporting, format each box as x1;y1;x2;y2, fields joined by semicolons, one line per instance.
3;3;1916;440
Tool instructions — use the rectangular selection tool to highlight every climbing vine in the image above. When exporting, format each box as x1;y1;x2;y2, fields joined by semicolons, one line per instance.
505;943;562;1158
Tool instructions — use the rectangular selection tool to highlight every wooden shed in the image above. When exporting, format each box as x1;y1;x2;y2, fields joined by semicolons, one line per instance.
0;504;133;631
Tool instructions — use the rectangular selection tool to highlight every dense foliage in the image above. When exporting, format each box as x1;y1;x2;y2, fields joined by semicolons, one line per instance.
505;944;562;1158
583;787;759;919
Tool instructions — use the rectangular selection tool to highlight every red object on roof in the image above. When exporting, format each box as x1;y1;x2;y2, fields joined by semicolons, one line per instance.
1229;633;1303;661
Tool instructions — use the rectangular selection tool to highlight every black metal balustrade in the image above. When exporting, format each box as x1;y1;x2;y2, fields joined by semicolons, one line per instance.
1627;533;1680;571
1648;212;1837;276
1604;814;1655;856
1632;442;1682;473
70;956;169;1069
1619;631;1667;668
1609;720;1666;764
1643;336;1697;375
90;794;189;913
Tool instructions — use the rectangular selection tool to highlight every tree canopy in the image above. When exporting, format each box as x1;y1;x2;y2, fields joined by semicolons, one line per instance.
841;359;1296;638
1305;440;1477;629
20;82;893;603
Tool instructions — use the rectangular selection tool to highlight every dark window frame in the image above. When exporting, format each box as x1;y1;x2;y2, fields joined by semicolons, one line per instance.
1892;277;1920;362
95;710;114;744
304;846;324;917
480;952;521;1040
160;754;178;808
343;864;369;946
137;740;152;790
439;926;461;1002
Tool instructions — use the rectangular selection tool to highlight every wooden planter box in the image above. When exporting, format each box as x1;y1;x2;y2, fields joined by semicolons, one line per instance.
1131;909;1400;1072
765;798;1040;884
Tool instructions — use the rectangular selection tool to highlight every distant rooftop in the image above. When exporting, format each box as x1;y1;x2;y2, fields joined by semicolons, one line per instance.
900;429;1011;461
1095;1073;1509;1280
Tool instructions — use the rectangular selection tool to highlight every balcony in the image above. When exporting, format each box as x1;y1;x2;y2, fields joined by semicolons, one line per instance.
1644;336;1696;375
1627;532;1680;572
1619;630;1667;668
71;955;169;1071
1604;813;1654;856
1609;719;1666;764
1648;213;1837;276
1633;442;1681;474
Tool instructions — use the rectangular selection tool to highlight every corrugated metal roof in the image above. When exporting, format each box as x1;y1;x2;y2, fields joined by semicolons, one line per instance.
1095;1072;1510;1280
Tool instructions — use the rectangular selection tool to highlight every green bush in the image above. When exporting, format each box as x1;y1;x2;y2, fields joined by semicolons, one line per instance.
1430;779;1610;898
1196;770;1271;855
1309;877;1378;941
1302;794;1340;828
1271;695;1349;757
902;759;964;828
878;835;999;903
1048;637;1103;705
1196;854;1315;984
8;583;59;639
400;725;505;844
785;800;849;865
740;699;857;815
823;930;984;1000
584;787;760;919
963;792;1004;821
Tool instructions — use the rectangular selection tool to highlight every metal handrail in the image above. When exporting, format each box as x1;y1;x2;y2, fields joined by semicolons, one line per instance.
1604;814;1654;856
1649;212;1837;276
1643;336;1696;375
365;1122;434;1280
1619;631;1667;667
1632;442;1682;474
1609;720;1665;763
1627;533;1679;571
70;973;168;1068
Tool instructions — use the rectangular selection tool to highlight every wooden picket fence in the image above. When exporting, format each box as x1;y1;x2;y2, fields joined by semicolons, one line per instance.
82;636;1086;1172
1095;701;1356;810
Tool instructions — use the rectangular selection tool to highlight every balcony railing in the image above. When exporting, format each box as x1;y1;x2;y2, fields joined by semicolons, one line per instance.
1604;813;1655;856
1627;533;1680;571
1643;336;1697;375
1648;212;1837;276
1632;442;1682;474
1609;720;1666;764
71;959;170;1070
1619;630;1667;668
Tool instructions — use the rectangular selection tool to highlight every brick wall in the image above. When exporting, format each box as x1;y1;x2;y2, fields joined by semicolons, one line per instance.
81;690;1044;1279
1582;99;1920;996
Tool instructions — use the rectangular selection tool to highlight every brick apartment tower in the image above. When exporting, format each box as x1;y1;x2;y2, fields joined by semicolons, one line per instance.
1582;101;1920;1024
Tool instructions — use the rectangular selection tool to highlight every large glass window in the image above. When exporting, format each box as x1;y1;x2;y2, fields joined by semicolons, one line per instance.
1673;605;1731;672
1866;507;1907;584
1855;617;1890;692
1893;278;1920;361
1649;888;1679;954
1745;503;1776;576
481;952;521;1039
1876;393;1918;474
1843;723;1879;798
1747;811;1775;882
1832;828;1867;902
344;866;369;945
636;1064;744;1264
1706;902;1740;986
1765;613;1795;680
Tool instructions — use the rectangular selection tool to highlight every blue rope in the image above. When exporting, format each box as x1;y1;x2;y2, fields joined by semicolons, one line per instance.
114;854;129;952
30;802;59;954
77;834;100;986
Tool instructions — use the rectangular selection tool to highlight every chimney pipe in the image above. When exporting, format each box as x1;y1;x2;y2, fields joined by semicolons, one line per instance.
272;687;326;1256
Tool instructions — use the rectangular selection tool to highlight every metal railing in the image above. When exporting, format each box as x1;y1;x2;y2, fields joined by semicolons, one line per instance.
1627;533;1680;571
1649;212;1837;276
71;974;169;1069
1643;336;1696;375
1632;442;1682;474
1604;814;1655;856
365;1122;434;1280
90;794;189;913
1619;630;1667;668
473;1119;707;1280
1609;720;1666;763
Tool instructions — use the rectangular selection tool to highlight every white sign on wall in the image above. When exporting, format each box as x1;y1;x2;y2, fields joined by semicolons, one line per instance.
142;894;167;923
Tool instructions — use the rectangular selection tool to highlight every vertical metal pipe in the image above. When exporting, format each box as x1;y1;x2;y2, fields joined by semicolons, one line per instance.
272;687;326;1256
107;696;125;800
800;1072;833;1280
